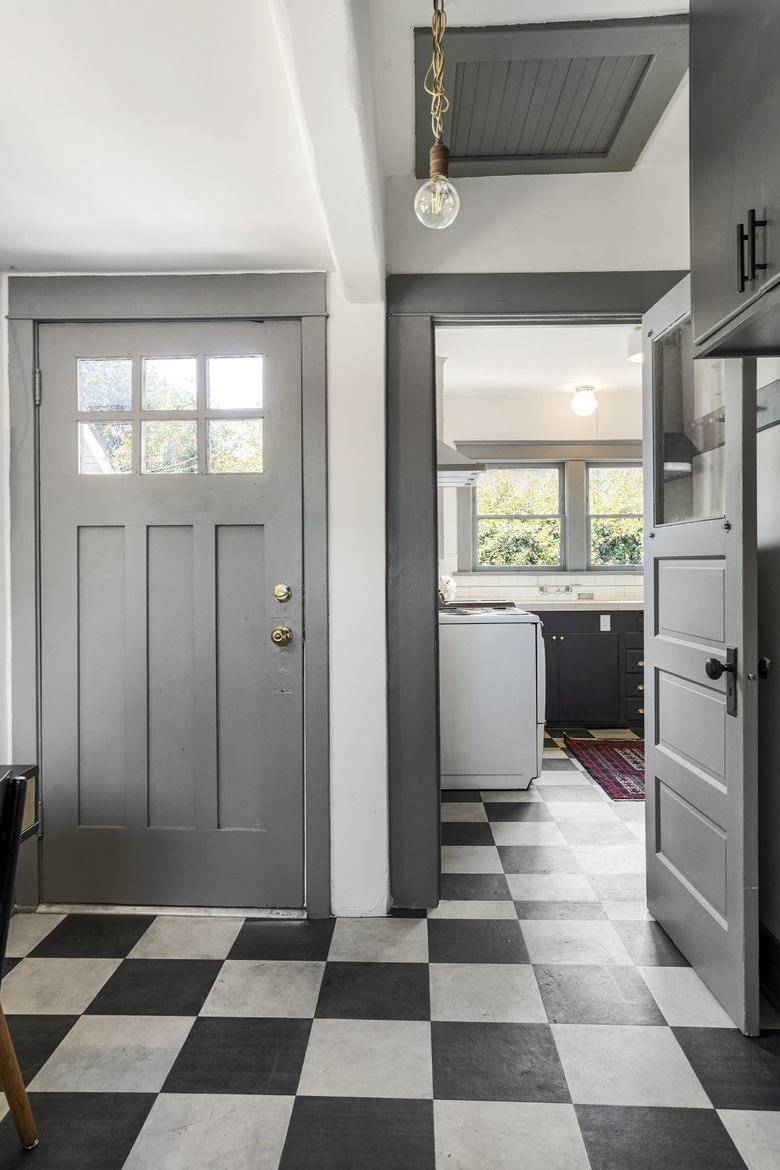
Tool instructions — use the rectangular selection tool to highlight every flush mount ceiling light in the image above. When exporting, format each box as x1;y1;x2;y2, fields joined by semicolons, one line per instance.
414;0;460;229
572;385;598;416
627;326;644;362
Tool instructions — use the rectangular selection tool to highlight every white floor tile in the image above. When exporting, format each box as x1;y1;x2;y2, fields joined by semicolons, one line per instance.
6;913;66;958
200;961;324;1018
491;822;567;847
129;915;243;960
638;967;736;1027
124;1094;294;1170
30;1015;194;1093
434;1101;591;1169
328;918;429;962
430;963;546;1023
518;920;633;966
507;874;598;903
551;1024;711;1107
718;1109;780;1170
589;874;648;902
297;1020;432;1098
547;803;620;823
428;901;517;920
625;821;646;843
535;773;590;787
571;844;646;875
1;958;121;1015
441;845;503;875
441;802;488;822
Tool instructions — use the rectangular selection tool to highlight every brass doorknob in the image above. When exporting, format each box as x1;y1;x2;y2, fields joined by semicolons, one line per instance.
271;625;293;647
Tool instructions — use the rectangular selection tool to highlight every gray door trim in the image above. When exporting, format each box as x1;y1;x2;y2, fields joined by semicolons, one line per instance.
8;274;330;918
385;270;687;908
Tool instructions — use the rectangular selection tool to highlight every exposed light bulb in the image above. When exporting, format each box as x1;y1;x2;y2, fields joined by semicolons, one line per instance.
415;175;460;229
572;386;598;416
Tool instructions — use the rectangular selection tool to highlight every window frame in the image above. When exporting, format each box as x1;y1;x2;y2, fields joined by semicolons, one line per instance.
471;461;566;571
462;447;644;574
585;460;644;570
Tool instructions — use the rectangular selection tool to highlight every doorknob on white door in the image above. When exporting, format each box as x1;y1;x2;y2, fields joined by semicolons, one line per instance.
705;657;733;680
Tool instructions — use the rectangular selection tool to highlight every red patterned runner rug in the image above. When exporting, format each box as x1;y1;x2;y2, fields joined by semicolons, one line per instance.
563;736;645;801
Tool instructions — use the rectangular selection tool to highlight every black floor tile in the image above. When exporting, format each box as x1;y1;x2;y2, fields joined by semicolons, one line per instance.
439;874;511;901
228;918;335;961
280;1098;435;1169
440;822;495;846
428;919;529;964
514;901;607;921
2;957;20;978
163;1017;311;1095
672;1027;780;1110
440;790;482;802
535;964;666;1025
432;1022;570;1102
557;728;594;738
484;802;554;822
612;921;689;967
540;759;579;771
498;846;583;874
316;962;430;1021
2;1015;79;1082
575;1105;749;1170
390;908;428;918
0;1093;155;1168
28;913;155;959
84;958;222;1016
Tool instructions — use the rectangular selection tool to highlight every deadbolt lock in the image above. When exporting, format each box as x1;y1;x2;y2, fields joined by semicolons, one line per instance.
273;583;292;603
271;625;293;647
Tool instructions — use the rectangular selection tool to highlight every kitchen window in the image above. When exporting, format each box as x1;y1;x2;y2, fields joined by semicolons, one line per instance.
462;449;644;572
587;464;644;567
474;465;564;567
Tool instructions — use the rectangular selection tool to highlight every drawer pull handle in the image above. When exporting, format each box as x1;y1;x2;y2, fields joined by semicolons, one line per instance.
638;708;645;715
638;684;644;692
638;660;645;667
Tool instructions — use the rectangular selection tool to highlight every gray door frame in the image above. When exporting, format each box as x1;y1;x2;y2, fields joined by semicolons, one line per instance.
7;274;330;917
386;270;687;908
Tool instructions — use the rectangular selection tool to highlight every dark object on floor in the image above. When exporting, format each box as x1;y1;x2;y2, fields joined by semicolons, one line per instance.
564;736;645;801
0;768;39;1150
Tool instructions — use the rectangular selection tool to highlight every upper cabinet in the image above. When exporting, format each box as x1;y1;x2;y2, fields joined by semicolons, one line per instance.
691;0;780;355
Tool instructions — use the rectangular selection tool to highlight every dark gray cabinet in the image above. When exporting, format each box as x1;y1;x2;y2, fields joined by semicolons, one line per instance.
691;0;780;354
535;610;644;729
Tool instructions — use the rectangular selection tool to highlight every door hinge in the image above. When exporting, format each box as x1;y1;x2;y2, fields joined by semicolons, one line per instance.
34;368;42;406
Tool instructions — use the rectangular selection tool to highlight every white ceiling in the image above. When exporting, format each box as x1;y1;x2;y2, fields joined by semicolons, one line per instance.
0;0;332;271
436;324;643;395
0;0;689;279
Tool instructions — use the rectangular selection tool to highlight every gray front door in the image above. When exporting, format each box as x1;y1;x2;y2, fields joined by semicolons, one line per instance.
39;319;304;908
643;276;759;1033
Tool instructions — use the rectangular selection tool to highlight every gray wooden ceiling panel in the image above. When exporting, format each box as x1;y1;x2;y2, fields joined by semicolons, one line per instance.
414;16;689;177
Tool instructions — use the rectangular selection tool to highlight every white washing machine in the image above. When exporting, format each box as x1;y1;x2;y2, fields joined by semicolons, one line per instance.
438;606;545;790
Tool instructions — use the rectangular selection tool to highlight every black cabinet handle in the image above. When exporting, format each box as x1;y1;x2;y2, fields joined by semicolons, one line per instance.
737;222;748;293
748;208;768;282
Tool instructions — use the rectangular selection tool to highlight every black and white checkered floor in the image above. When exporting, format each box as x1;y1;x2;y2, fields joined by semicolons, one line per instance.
1;740;779;1168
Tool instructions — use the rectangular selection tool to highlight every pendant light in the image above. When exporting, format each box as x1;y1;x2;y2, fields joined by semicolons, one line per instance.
627;327;644;362
414;0;460;229
571;385;598;416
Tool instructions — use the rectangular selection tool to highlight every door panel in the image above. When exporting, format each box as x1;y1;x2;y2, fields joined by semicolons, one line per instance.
643;275;759;1033
39;319;304;908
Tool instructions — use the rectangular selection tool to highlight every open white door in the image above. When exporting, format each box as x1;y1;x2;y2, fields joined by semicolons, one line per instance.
643;276;759;1035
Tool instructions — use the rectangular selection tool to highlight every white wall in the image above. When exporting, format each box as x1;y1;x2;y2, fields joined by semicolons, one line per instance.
327;274;389;915
443;389;642;444
387;166;689;275
0;275;10;759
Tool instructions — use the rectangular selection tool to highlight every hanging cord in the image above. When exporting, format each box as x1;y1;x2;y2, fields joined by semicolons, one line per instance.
424;0;449;144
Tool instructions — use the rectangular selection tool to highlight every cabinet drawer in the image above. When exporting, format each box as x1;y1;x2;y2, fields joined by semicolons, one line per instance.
626;649;645;674
627;676;646;700
627;697;646;723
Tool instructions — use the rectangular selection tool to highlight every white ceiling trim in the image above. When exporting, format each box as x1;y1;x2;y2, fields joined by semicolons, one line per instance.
269;0;385;303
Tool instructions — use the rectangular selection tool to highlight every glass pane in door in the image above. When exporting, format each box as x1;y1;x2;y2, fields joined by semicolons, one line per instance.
653;316;727;524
